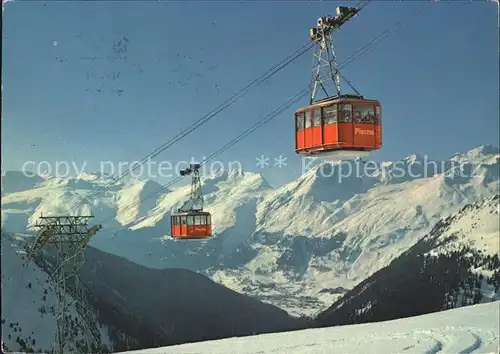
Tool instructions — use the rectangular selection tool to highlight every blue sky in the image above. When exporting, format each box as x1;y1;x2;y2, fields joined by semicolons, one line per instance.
2;0;499;187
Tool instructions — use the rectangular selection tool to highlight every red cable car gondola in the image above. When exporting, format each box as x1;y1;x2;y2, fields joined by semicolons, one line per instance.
170;163;212;240
295;6;382;161
295;94;382;160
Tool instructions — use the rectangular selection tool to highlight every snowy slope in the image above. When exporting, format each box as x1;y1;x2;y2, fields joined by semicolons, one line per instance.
315;194;500;327
0;232;112;353
118;301;500;354
428;194;499;258
1;145;499;316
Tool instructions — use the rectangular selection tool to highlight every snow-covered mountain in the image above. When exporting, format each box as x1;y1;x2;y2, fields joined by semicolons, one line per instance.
314;194;500;327
0;232;113;353
119;301;500;354
2;145;499;316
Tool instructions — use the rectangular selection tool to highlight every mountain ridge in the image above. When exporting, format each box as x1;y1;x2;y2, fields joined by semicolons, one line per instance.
2;144;499;316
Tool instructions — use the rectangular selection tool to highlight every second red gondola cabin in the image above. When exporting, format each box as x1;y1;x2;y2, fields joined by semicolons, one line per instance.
171;211;212;239
170;163;213;240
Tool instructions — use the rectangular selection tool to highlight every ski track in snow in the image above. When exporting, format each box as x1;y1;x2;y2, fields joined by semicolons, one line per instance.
119;301;500;354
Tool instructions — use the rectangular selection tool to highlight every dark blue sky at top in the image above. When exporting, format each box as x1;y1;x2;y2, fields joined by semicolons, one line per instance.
2;0;498;186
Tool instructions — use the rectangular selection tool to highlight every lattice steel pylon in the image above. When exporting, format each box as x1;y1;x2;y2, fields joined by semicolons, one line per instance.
30;215;102;354
309;6;359;104
177;163;204;212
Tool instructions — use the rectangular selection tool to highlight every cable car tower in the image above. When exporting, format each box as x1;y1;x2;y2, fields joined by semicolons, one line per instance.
178;163;204;212
29;215;102;354
309;6;359;104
